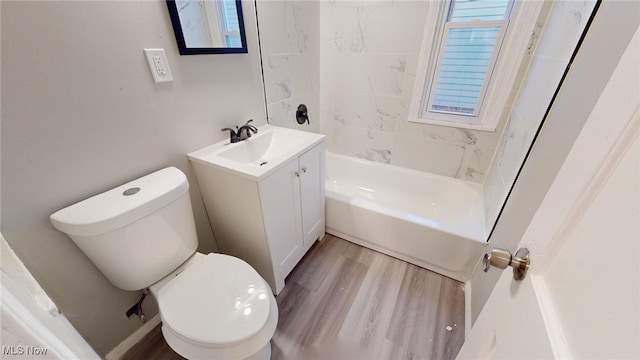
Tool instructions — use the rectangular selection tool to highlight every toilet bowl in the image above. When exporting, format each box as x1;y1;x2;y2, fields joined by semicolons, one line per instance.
49;167;278;359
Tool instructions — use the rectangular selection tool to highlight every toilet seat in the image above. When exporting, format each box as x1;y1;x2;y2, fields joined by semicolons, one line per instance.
155;253;278;359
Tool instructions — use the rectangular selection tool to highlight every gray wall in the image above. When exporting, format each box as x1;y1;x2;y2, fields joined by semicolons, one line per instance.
1;0;265;356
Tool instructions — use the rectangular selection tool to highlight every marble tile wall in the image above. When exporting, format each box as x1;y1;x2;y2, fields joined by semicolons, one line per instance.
319;1;505;182
256;1;321;133
176;0;210;47
483;0;598;233
256;0;597;235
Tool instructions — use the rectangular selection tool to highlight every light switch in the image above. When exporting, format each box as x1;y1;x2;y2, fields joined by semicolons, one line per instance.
144;49;173;83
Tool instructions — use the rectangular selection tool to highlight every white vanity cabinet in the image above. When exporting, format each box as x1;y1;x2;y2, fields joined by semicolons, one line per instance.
258;143;325;291
189;130;325;295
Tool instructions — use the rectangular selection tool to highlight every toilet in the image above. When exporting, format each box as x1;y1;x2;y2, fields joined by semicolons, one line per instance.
50;167;278;360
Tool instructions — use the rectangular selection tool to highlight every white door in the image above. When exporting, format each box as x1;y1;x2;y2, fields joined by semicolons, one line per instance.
458;26;640;359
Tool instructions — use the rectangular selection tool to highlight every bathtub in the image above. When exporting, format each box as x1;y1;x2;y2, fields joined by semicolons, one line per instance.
325;152;487;282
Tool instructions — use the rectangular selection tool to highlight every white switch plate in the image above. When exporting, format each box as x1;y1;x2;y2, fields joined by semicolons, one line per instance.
144;49;173;83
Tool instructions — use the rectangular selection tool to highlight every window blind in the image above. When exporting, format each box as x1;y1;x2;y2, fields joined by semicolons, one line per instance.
449;0;512;22
430;26;501;115
426;0;512;118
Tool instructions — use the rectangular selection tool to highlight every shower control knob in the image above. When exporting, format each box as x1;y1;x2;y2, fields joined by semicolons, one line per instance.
483;247;530;281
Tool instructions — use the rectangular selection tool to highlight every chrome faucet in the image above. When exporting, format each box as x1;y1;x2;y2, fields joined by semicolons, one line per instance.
237;119;258;140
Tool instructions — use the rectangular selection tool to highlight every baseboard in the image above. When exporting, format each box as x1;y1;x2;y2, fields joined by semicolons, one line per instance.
464;281;472;341
105;314;161;360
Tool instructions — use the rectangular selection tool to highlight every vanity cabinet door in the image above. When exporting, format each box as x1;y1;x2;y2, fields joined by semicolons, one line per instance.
258;158;304;292
298;143;325;251
258;141;325;293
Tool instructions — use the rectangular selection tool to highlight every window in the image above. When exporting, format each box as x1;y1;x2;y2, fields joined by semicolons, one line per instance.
409;0;544;131
216;0;242;47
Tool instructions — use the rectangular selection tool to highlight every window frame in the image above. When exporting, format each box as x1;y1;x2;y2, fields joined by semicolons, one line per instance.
408;0;546;132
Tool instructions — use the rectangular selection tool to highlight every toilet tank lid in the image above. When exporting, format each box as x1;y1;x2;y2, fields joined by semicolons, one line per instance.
50;167;189;237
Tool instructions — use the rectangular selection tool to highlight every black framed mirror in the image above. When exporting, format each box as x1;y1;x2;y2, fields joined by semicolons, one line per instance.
166;0;248;55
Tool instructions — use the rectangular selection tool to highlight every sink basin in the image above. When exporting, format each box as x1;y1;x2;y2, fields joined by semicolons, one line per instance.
217;128;303;165
188;125;325;180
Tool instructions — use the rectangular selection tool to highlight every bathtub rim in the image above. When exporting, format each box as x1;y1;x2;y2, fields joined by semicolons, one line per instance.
325;151;485;192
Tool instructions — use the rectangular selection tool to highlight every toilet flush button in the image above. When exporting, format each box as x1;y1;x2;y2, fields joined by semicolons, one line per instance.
123;187;141;196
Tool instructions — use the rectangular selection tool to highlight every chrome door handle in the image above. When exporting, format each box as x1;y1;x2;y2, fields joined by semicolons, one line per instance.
483;247;530;280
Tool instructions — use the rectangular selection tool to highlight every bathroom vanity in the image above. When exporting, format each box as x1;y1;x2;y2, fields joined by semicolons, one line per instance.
188;125;325;294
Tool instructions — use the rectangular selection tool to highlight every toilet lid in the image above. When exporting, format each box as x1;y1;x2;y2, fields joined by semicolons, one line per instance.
157;253;272;346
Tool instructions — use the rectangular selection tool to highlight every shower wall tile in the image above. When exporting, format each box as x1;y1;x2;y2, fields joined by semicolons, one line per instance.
482;0;596;232
259;0;596;238
258;0;502;179
267;94;320;133
333;93;401;132
497;111;529;189
257;1;289;55
483;151;508;233
463;143;495;183
262;54;314;103
395;116;500;148
333;54;407;96
287;2;315;54
534;0;597;60
512;55;567;133
400;52;421;99
319;0;507;183
391;134;467;178
328;124;395;163
262;55;294;103
257;1;320;132
261;0;585;193
330;1;427;54
318;104;336;149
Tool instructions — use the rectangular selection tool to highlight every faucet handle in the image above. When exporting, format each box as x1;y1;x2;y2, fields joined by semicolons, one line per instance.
239;119;258;137
221;127;240;143
221;127;237;135
246;119;258;133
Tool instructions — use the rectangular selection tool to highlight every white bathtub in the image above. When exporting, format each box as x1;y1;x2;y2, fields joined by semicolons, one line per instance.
325;152;487;282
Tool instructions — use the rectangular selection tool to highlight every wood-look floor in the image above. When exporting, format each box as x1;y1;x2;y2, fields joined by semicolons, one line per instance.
122;235;465;360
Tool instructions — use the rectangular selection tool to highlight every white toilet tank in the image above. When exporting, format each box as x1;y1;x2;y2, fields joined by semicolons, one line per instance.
50;167;198;291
